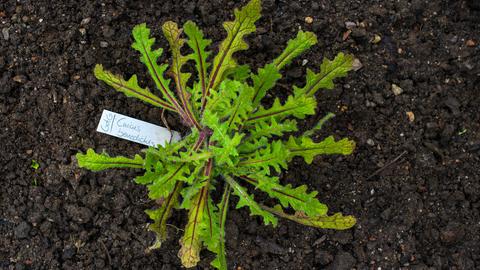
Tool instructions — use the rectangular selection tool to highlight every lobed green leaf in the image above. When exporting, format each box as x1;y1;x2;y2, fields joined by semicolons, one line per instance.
285;136;356;164
250;31;317;107
132;24;183;113
267;205;356;230
246;95;317;124
76;149;143;172
145;182;182;251
183;21;212;110
178;187;209;268
273;30;318;70
248;118;298;140
239;175;328;216
225;82;254;130
144;164;191;200
162;21;196;119
224;175;277;226
251;64;282;107
225;64;251;82
207;0;261;92
93;64;175;111
238;140;289;173
237;137;269;155
294;53;354;97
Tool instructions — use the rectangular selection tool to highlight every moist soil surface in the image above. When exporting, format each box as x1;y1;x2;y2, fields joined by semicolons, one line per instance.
1;0;479;269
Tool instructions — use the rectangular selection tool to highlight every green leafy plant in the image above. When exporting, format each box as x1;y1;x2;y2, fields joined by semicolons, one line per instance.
76;0;356;268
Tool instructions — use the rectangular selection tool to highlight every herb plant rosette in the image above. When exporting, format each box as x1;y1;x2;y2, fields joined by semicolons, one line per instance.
76;0;356;268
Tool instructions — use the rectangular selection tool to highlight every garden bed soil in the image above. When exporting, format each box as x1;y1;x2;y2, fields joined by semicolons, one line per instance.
1;0;480;269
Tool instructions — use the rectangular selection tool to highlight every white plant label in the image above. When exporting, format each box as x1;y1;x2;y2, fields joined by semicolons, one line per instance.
96;110;181;147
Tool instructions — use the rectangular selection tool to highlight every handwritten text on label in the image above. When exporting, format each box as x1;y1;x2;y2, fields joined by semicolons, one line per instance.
96;110;181;147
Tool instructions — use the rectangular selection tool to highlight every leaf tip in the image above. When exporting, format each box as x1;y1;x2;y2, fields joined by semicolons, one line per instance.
178;242;201;268
133;22;148;33
75;152;85;166
342;139;356;155
332;213;356;230
93;64;104;78
300;30;318;45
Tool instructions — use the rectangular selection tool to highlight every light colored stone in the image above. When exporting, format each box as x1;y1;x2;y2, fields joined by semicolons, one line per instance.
371;34;382;44
2;28;9;40
345;21;356;29
406;111;415;122
81;17;91;25
391;84;403;96
352;58;363;71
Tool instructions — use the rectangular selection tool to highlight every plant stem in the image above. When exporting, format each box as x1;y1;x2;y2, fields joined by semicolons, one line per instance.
217;184;231;270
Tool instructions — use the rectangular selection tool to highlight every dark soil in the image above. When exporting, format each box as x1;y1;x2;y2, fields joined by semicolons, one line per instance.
1;0;479;269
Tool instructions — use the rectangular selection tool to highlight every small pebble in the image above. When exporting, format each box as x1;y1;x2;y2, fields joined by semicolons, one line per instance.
345;21;356;29
305;16;314;24
13;75;26;83
79;28;86;35
366;100;376;107
391;84;403;96
2;28;9;40
80;17;91;25
406;111;415;122
100;41;108;48
466;39;476;47
38;18;43;23
352;58;363;71
367;139;375;146
301;59;308;66
371;34;382;44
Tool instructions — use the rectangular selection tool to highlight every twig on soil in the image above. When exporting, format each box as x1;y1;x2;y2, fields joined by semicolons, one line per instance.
160;109;173;143
366;150;407;180
98;239;112;266
166;223;184;234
